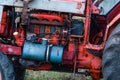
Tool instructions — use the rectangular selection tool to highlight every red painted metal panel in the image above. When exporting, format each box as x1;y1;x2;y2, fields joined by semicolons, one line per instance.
0;43;21;55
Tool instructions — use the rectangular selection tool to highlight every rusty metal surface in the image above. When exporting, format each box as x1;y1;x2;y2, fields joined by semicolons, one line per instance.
0;0;86;14
30;20;63;26
21;0;29;25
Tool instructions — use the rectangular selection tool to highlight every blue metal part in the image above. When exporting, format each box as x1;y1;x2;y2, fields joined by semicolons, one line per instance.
42;38;48;45
71;20;84;35
50;46;64;63
22;41;64;63
22;42;47;61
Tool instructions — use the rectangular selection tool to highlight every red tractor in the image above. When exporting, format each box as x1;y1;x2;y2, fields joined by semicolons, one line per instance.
0;0;119;80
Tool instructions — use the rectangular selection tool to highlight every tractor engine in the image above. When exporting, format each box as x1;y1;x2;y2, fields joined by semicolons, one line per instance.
22;10;84;63
0;6;85;64
0;0;104;79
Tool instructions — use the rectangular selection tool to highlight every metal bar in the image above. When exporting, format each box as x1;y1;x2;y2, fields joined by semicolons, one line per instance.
103;13;120;44
83;0;91;44
0;43;22;55
108;13;120;27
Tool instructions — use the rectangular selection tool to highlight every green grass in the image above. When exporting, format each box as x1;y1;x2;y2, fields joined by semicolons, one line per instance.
24;70;91;80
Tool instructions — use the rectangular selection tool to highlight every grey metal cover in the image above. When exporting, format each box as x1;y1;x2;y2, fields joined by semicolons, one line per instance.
99;0;120;15
0;0;86;14
0;6;3;22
